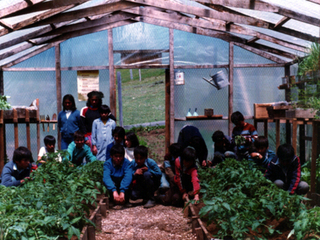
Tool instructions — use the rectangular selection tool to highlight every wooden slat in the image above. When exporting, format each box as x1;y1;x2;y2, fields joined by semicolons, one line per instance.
169;28;174;145
0;42;35;61
1;41;62;69
311;121;318;193
36;99;40;154
228;42;234;137
13;109;19;149
307;0;320;4
0;110;4;174
276;119;280;149
29;1;138;27
26;109;31;150
274;16;291;29
165;68;170;153
55;44;62;150
234;42;287;64
108;29;116;117
0;70;3;95
0;0;45;19
124;0;270;28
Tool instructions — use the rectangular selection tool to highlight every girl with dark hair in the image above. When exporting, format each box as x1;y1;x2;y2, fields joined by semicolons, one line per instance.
58;94;81;149
80;91;116;151
124;131;139;161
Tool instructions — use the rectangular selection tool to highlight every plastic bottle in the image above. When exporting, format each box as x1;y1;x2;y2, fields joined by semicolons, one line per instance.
193;108;199;116
187;108;192;116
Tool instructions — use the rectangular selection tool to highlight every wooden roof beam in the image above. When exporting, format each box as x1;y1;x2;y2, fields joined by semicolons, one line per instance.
306;0;320;4
234;42;287;63
195;0;320;27
0;42;34;61
274;16;291;29
33;12;135;39
124;0;270;28
26;1;138;28
1;41;63;69
0;0;45;19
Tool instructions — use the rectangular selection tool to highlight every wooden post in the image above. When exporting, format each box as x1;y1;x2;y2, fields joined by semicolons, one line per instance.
292;119;297;154
299;122;305;164
13;108;19;149
311;121;318;193
36;99;40;154
284;66;291;144
55;44;62;150
25;109;31;150
169;28;175;145
139;69;141;81
276;119;280;149
0;70;3;95
117;72;123;126
0;110;4;174
165;69;170;152
130;69;133;80
108;29;116;117
228;42;234;137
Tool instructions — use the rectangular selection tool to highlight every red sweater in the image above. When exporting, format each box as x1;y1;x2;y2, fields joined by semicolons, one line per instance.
174;157;200;195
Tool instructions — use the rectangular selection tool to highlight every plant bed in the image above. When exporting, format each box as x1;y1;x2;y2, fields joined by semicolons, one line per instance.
0;156;107;240
196;158;320;239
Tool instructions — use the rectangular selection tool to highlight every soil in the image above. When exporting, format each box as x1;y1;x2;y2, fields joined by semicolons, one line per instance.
96;205;197;240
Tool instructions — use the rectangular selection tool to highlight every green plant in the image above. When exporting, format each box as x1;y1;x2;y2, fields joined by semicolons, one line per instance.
298;42;320;76
0;154;106;239
234;135;246;146
0;95;10;110
198;158;308;239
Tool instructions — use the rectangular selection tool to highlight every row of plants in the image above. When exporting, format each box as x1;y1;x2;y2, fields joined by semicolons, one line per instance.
0;153;106;240
198;158;320;239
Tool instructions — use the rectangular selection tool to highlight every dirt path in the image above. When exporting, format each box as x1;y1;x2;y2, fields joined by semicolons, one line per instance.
96;205;197;240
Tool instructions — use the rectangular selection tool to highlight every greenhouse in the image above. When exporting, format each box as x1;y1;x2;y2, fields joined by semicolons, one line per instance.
0;0;320;239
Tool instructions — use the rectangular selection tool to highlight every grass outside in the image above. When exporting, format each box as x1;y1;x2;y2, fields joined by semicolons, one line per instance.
115;69;166;126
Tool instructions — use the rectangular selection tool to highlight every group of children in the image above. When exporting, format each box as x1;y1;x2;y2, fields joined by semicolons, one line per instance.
0;102;310;207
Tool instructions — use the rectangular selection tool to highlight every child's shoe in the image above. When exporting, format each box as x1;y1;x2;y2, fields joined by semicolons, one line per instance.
143;200;156;208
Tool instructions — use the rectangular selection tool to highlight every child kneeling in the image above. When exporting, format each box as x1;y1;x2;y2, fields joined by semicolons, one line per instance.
265;143;309;195
173;147;200;206
103;144;132;206
131;146;162;208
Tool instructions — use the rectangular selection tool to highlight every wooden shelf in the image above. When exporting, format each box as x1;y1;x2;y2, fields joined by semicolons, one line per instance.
186;115;223;120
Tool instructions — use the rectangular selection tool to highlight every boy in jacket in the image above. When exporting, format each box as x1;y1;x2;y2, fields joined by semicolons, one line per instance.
103;144;132;206
265;143;309;195
131;146;162;208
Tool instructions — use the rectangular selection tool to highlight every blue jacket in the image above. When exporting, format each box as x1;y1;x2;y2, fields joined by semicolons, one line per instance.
248;149;276;171
103;157;133;192
0;161;32;187
132;158;162;178
58;109;81;141
265;155;301;194
66;141;97;166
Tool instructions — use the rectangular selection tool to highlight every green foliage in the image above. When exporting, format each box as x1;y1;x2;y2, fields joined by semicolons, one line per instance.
298;42;320;76
301;156;320;194
0;95;10;110
198;158;307;239
234;135;246;146
0;154;106;239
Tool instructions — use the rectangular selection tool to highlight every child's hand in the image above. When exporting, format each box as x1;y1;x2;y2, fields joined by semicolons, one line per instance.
201;160;207;167
194;194;200;204
119;192;125;204
135;169;143;175
141;166;148;172
182;193;188;201
113;191;120;203
20;177;30;184
92;145;97;155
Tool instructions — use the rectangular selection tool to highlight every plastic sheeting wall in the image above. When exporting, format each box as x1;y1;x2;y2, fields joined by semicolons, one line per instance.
4;22;286;160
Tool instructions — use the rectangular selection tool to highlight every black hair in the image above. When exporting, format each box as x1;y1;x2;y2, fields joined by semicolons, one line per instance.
181;146;196;163
169;143;182;159
112;126;125;138
211;130;225;142
277;143;295;163
125;131;140;148
86;91;104;107
44;135;56;146
110;144;125;157
134;145;148;158
73;131;84;141
62;94;76;111
231;111;244;125
13;146;33;163
254;136;269;149
99;104;111;114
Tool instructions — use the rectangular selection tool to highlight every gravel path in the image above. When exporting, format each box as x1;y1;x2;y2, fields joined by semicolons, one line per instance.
96;204;197;240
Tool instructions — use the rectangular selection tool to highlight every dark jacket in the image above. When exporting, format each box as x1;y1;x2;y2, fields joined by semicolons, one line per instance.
264;155;301;194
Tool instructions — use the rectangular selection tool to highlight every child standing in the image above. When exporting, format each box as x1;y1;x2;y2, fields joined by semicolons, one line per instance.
105;126;125;160
58;94;81;150
103;144;133;207
131;146;162;208
91;105;116;161
173;147;200;205
1;146;36;187
38;135;62;163
265;143;309;195
66;131;96;166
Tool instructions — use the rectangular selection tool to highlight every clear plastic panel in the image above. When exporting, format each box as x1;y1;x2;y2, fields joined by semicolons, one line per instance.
11;47;55;68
